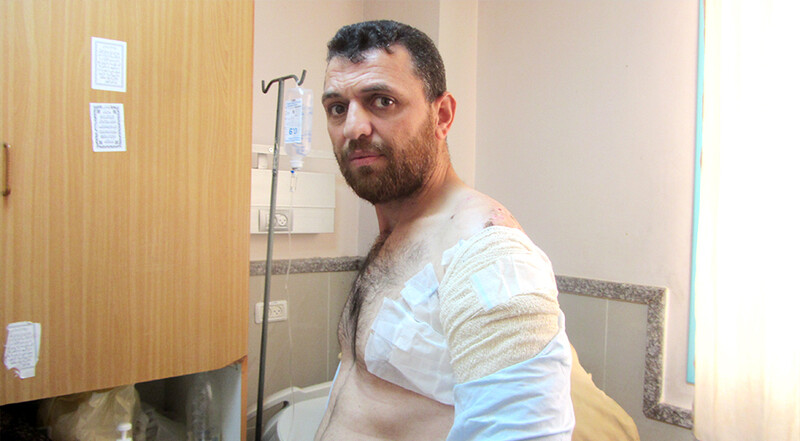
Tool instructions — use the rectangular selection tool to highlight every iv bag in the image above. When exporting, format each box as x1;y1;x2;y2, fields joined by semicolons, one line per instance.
282;86;313;170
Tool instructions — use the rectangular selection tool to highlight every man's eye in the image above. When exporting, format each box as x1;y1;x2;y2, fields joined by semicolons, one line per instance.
327;104;346;116
374;96;395;109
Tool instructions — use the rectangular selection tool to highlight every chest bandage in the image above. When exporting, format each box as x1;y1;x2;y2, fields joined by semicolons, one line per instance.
364;262;456;404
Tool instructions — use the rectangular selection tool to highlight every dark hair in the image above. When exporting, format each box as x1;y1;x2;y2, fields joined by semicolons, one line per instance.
327;20;446;102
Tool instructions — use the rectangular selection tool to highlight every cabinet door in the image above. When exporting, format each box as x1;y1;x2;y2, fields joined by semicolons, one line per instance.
0;0;252;405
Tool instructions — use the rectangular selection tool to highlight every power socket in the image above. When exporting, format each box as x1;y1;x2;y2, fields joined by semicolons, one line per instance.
254;300;288;323
268;300;288;322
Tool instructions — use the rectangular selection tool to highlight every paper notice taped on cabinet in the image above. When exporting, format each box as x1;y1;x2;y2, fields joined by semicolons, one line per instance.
90;103;127;152
91;37;127;92
4;322;42;379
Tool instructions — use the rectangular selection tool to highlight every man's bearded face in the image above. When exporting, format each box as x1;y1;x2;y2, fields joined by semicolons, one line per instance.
336;111;437;205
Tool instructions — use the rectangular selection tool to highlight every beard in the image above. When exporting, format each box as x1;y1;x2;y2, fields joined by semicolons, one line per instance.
335;114;437;205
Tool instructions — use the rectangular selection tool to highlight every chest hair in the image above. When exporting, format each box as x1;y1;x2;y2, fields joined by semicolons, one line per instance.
339;233;428;360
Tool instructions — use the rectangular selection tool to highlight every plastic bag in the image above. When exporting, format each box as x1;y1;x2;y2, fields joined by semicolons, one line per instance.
142;402;186;441
38;385;146;441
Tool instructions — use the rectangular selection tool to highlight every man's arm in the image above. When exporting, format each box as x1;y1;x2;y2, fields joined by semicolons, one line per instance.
439;226;574;440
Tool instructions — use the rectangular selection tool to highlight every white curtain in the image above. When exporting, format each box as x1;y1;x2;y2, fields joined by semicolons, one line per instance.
693;0;800;440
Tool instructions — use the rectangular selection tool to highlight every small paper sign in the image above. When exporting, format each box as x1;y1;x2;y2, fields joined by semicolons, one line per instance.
91;37;127;92
4;322;42;379
90;103;127;152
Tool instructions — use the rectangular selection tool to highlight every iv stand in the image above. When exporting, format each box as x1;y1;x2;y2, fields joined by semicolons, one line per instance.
256;69;306;441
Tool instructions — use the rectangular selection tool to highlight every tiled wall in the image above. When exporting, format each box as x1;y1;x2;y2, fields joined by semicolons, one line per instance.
560;293;696;441
247;269;356;406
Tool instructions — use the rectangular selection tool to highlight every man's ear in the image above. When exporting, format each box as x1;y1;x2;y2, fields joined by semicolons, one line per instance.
433;92;456;140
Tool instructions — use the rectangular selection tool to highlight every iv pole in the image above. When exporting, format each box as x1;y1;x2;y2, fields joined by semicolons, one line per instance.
256;69;306;441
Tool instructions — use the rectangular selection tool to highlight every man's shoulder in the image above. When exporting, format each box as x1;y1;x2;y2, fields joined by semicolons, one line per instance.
425;187;524;254
449;187;522;231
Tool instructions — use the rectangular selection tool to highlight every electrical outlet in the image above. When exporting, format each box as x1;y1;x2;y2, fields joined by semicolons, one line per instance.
272;209;292;232
268;300;288;322
257;209;292;233
254;300;288;323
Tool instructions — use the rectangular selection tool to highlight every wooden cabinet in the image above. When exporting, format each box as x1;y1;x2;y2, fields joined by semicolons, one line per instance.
1;0;252;409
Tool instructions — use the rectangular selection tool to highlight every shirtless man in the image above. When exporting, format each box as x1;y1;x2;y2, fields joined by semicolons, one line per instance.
315;20;595;441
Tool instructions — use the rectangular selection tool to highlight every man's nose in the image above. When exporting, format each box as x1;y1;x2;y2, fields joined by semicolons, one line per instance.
342;103;372;141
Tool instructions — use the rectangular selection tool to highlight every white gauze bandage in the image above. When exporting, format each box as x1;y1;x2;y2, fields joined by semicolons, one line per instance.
439;226;562;383
364;263;456;404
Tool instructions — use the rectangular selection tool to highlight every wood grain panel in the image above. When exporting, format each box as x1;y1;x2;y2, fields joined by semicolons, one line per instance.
1;0;253;405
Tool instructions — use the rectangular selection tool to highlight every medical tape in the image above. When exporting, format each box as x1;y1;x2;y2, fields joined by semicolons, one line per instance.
469;252;558;311
365;297;455;404
399;263;442;331
441;239;465;267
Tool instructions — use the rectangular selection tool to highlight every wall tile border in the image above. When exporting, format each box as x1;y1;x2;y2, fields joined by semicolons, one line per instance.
556;275;693;429
250;256;363;276
249;259;693;428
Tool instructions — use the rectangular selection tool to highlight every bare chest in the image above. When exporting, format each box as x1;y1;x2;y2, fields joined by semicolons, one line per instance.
339;234;446;365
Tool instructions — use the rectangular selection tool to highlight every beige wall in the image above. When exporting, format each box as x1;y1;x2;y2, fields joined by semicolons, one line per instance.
437;0;478;189
364;0;440;41
474;0;698;413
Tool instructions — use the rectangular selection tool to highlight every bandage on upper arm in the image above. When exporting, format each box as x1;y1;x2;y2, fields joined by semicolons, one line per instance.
439;226;561;383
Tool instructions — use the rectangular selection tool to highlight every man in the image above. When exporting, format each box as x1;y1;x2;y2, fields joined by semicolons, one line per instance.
316;20;639;441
